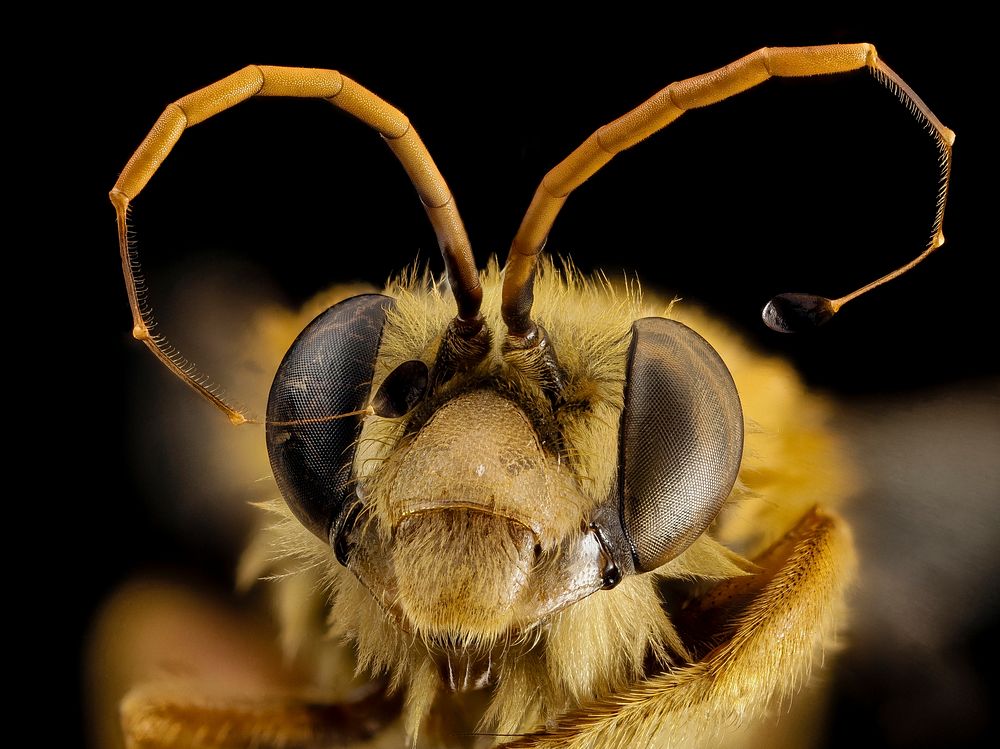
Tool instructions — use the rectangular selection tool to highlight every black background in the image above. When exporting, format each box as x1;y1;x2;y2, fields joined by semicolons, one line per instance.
58;19;992;748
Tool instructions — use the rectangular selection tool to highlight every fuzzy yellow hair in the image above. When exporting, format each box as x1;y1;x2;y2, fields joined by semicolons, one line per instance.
240;258;856;748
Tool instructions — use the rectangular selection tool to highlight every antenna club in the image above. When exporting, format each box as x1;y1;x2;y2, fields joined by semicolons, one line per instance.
762;293;837;334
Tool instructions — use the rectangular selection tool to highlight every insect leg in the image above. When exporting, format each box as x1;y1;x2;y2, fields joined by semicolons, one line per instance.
505;507;855;748
121;684;399;749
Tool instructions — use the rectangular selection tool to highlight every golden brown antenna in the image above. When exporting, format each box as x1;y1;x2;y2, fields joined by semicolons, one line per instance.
112;66;483;425
501;44;955;340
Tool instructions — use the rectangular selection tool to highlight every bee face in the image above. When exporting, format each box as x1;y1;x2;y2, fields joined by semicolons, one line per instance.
262;264;744;678
241;265;854;740
101;38;964;749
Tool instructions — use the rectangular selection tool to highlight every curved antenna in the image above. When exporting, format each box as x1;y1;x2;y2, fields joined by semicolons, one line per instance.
112;65;482;425
501;44;955;340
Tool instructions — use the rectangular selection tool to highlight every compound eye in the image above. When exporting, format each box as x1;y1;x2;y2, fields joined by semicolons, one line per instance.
266;294;395;541
618;317;743;572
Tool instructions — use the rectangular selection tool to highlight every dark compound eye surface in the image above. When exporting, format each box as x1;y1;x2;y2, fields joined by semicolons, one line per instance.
617;317;744;572
266;294;395;541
